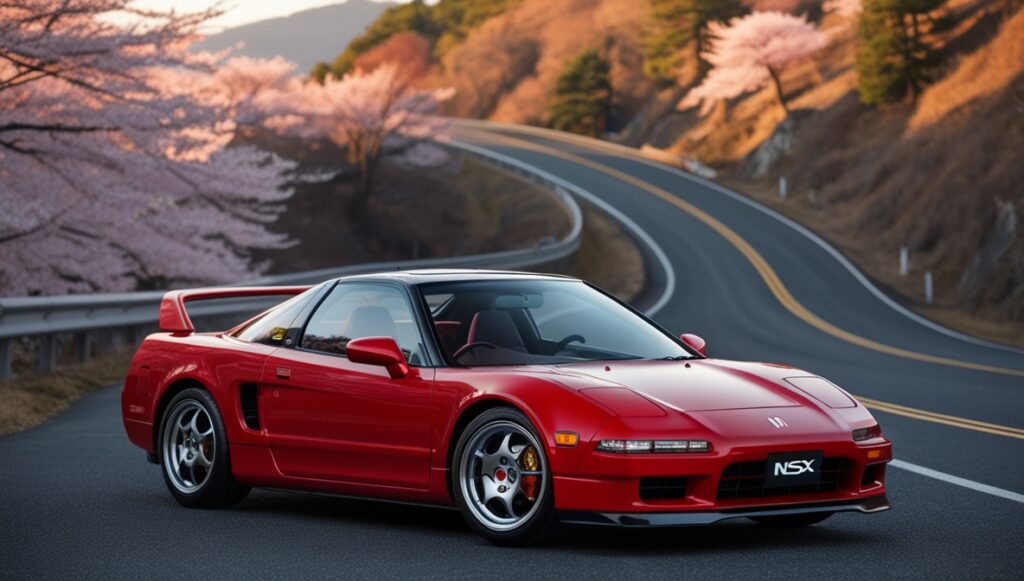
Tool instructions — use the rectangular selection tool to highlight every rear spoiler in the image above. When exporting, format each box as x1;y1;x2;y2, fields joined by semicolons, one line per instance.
159;286;313;333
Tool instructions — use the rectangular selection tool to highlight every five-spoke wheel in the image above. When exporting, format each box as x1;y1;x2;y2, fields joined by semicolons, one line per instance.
162;400;215;493
452;408;559;545
158;388;250;508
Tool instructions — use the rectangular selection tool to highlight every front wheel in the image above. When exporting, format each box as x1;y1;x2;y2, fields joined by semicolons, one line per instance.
752;512;833;527
159;388;250;508
451;408;560;545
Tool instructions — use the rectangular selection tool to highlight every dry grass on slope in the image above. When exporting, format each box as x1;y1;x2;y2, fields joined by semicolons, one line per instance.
440;0;655;126
719;3;1024;345
0;350;133;437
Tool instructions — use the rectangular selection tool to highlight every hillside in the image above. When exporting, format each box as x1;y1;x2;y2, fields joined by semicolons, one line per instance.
194;0;392;73
320;0;1023;345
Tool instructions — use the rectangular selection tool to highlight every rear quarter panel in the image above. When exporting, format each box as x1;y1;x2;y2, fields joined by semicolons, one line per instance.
121;332;277;453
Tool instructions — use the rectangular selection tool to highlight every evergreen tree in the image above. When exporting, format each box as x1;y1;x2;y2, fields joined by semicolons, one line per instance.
549;50;612;137
329;1;438;78
310;61;330;85
643;0;748;82
324;0;519;80
856;0;948;105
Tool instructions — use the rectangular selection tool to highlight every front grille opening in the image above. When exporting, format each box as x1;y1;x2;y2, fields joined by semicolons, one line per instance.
640;477;688;501
240;383;260;430
717;457;850;500
861;463;880;486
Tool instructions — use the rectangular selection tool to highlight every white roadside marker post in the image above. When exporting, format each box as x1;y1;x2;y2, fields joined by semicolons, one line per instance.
899;247;909;276
924;271;934;305
779;176;787;199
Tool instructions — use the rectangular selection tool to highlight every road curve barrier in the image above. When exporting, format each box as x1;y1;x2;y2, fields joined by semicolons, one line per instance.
0;141;583;381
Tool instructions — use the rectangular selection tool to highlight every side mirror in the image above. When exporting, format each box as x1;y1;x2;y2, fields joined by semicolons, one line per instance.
680;333;707;356
346;337;409;379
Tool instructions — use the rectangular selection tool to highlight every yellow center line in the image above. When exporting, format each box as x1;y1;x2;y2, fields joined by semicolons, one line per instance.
855;396;1024;439
482;132;1024;379
462;129;1024;440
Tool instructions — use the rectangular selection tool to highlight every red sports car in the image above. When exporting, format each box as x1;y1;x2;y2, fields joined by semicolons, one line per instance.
122;270;891;545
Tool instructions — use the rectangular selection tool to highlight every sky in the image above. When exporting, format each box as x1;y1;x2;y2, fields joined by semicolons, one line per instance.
132;0;424;31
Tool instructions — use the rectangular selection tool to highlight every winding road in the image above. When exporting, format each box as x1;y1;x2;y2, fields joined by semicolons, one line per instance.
1;123;1021;579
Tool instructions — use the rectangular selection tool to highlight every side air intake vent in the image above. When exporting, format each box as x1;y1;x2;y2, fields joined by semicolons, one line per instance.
240;383;260;430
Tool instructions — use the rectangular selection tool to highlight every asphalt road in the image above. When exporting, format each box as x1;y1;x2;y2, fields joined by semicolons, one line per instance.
2;123;1022;579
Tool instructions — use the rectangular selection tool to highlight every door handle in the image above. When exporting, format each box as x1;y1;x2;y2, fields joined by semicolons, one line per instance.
275;367;291;379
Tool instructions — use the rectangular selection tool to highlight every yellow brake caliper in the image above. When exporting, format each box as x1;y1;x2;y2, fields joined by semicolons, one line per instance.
518;446;540;501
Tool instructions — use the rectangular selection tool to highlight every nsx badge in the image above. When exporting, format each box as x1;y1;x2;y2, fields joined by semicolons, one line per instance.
774;459;816;476
764;450;824;487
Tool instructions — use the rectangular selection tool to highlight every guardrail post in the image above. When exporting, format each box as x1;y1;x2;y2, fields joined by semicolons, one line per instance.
39;335;58;373
74;332;93;363
128;326;146;347
0;338;11;382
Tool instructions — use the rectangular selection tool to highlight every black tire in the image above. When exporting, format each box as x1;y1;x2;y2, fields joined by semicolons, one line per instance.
158;387;250;509
450;407;561;546
752;512;834;527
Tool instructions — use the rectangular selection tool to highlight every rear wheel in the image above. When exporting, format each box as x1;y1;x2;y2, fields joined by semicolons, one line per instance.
752;512;833;527
159;388;250;508
451;408;560;546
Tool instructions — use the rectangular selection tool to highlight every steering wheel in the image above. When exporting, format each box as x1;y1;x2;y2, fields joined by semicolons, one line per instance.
452;341;498;360
555;334;586;352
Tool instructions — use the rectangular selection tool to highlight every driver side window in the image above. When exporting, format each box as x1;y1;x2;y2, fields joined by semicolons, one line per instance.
301;283;425;365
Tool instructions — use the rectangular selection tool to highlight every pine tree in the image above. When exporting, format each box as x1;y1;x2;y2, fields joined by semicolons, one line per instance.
643;0;748;82
549;50;612;137
856;0;948;105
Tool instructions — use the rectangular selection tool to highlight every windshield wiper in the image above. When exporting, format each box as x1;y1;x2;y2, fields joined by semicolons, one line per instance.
659;355;693;361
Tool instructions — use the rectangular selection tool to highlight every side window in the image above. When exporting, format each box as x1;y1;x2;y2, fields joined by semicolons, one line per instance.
234;290;317;345
301;283;425;365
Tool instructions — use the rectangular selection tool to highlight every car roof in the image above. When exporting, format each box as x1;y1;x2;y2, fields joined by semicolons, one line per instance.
334;269;579;286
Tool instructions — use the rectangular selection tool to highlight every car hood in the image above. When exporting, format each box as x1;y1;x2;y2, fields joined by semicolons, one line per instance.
549;359;805;412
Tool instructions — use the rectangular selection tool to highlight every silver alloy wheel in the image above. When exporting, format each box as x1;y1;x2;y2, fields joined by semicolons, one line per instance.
162;400;216;494
458;420;546;531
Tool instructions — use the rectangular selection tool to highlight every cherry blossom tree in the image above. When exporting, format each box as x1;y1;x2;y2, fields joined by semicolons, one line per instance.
267;65;454;210
0;1;298;296
682;11;826;114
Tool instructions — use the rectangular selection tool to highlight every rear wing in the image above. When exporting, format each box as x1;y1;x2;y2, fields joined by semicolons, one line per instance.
159;286;312;333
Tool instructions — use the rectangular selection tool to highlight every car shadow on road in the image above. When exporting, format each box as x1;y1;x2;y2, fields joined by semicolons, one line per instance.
233;488;887;555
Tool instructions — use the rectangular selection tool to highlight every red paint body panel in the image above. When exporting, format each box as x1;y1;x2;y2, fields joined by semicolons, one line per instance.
123;274;891;517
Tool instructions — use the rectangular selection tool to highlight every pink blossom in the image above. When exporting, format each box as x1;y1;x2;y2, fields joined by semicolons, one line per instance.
0;1;297;295
683;11;827;114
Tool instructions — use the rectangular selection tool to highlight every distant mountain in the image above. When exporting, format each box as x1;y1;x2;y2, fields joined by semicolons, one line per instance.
194;0;393;74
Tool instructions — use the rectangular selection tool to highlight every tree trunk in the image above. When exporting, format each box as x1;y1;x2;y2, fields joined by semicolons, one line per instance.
767;65;789;115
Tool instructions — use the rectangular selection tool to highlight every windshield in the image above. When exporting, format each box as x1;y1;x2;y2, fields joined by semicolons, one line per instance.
418;279;694;366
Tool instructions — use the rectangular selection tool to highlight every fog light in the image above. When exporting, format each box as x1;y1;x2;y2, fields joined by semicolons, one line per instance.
853;423;882;442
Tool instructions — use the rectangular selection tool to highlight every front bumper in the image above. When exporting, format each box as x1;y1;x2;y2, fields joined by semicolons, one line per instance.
561;494;891;527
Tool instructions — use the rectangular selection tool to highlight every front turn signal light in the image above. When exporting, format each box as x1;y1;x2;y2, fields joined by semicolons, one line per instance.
554;431;579;446
853;423;882;442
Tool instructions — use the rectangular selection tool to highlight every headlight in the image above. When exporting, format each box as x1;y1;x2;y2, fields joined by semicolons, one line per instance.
852;423;882;442
596;439;711;453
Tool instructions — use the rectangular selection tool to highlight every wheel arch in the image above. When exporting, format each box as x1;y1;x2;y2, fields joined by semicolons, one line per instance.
444;397;538;500
151;377;209;457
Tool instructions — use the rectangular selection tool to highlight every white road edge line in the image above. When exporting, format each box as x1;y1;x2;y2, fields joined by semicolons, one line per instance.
452;138;677;317
458;127;1024;510
890;459;1024;504
468;120;1024;356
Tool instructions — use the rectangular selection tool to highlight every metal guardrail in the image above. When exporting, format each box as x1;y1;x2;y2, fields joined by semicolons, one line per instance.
0;141;584;381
